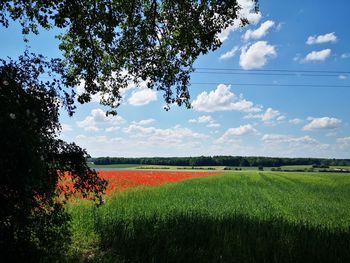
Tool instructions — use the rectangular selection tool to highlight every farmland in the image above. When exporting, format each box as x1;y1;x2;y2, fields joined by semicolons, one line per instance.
67;170;350;262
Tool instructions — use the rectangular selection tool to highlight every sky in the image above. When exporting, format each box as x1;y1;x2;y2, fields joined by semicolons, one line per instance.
1;0;350;158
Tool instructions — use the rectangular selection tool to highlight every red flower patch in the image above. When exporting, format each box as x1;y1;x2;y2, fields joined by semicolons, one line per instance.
99;170;221;195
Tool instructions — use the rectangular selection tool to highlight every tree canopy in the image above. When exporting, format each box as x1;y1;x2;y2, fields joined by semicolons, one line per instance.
1;0;258;113
0;1;258;259
0;53;107;260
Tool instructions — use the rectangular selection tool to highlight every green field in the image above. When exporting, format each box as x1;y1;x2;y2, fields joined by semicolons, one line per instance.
88;163;141;169
68;171;350;262
89;164;270;171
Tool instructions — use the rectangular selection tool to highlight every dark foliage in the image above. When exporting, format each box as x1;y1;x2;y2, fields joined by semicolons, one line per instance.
0;0;257;114
0;55;107;261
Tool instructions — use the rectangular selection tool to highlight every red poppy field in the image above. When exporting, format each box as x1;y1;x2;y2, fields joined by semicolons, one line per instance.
99;170;222;195
58;170;222;197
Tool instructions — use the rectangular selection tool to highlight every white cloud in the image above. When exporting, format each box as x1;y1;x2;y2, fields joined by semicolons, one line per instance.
217;0;261;42
189;115;213;124
105;126;120;132
77;108;125;132
224;124;257;136
192;84;262;113
128;88;157;106
216;124;257;143
289;118;303;125
306;32;337;45
76;71;154;106
189;115;220;128
61;123;73;132
76;80;103;103
303;49;331;62
244;107;284;124
262;134;318;145
276;22;284;31
240;41;276;69
243;20;275;41
303;117;342;131
237;0;262;24
219;46;239;60
123;124;208;142
341;53;350;59
217;26;236;43
132;118;156;126
338;75;348;80
336;137;350;148
207;123;221;128
261;108;280;122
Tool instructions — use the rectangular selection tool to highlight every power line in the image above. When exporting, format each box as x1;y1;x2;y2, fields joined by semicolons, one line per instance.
192;71;343;77
190;82;350;88
194;67;350;75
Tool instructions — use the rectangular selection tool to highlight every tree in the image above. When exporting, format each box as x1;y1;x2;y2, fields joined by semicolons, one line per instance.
0;54;107;261
0;0;258;113
0;1;258;259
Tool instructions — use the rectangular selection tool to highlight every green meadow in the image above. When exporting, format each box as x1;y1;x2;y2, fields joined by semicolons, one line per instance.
68;171;350;262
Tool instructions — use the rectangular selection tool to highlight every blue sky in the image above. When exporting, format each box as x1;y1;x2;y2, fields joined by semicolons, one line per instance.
1;0;350;158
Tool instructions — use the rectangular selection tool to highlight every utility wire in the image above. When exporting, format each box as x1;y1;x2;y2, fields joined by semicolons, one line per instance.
194;67;350;74
190;82;350;88
192;71;343;77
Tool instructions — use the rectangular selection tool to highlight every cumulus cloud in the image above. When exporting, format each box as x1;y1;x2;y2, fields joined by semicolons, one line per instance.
303;49;331;62
189;115;220;128
192;84;262;113
216;124;258;143
306;32;337;45
207;123;221;128
243;20;275;41
217;0;261;42
219;46;239;60
189;115;213;124
289;118;303;125
244;107;284;124
77;108;125;132
237;0;262;24
132;118;156;126
262;134;318;145
303;117;342;131
128;88;157;106
240;41;276;69
123;124;208;143
105;126;120;132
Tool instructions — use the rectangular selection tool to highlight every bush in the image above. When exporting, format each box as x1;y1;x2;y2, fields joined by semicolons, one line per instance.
0;55;107;261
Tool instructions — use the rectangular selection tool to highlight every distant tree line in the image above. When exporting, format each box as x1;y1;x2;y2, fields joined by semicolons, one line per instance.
90;156;350;167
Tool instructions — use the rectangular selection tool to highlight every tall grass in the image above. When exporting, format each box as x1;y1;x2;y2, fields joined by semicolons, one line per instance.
67;171;350;262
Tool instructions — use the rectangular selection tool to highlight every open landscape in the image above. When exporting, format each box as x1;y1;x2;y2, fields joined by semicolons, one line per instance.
2;0;350;262
65;167;350;262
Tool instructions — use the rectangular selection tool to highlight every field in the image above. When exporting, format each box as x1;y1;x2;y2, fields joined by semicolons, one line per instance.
67;170;350;262
98;170;221;194
89;164;228;170
88;163;141;169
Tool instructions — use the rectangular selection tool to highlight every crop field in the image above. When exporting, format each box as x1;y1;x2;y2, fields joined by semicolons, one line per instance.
67;170;350;262
88;163;141;169
98;170;221;194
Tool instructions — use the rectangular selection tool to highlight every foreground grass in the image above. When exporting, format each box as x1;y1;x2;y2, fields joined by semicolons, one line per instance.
67;171;350;262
